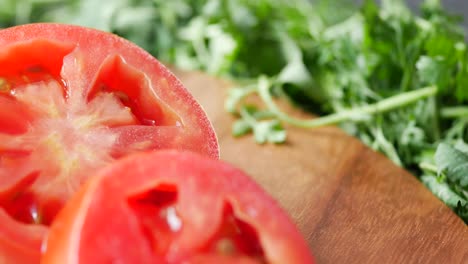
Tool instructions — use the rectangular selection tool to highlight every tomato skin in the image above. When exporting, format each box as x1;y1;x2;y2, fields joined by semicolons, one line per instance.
42;150;314;264
0;23;219;263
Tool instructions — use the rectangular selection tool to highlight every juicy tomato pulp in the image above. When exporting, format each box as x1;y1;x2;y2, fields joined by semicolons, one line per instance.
0;24;218;263
42;151;314;264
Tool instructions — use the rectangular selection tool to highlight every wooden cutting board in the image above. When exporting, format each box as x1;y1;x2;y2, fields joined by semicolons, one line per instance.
173;69;468;263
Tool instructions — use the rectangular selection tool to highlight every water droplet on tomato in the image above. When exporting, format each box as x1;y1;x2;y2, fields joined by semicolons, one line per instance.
165;206;182;232
142;118;157;126
30;203;41;224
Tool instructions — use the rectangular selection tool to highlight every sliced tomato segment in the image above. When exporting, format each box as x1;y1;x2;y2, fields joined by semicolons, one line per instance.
0;39;74;82
42;150;314;264
88;54;181;126
0;23;218;263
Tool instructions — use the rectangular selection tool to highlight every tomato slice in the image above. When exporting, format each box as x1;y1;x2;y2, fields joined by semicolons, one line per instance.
0;24;218;263
42;150;314;263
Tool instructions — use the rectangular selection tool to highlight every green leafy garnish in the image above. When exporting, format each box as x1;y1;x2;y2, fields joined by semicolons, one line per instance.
421;142;468;223
234;105;286;144
435;143;468;189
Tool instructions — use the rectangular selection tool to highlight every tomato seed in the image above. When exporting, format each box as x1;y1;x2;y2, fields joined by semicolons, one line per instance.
26;65;44;73
21;75;30;83
0;78;11;93
216;238;236;255
113;90;130;103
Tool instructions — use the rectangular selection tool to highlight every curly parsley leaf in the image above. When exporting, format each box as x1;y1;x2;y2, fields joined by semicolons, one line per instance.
421;174;467;210
435;143;468;190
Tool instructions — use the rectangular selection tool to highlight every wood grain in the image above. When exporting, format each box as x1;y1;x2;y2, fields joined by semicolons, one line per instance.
173;69;468;263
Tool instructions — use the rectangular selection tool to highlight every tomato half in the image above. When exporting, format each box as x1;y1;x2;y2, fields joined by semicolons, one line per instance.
42;150;314;263
0;23;218;263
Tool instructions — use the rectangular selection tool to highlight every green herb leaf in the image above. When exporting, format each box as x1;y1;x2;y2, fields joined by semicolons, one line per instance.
253;120;286;144
416;56;452;90
435;143;468;189
232;119;252;137
421;174;467;209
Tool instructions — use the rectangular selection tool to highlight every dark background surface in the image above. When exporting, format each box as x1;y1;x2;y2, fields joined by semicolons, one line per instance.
345;0;467;38
407;0;467;11
350;1;468;29
397;0;467;28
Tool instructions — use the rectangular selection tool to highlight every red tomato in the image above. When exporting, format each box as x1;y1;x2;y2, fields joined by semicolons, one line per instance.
42;150;314;264
0;23;218;263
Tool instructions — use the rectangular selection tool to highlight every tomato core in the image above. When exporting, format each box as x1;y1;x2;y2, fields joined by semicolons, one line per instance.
0;40;187;226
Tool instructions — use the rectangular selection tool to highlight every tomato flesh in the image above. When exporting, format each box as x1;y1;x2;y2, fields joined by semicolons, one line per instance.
128;185;266;262
127;184;181;256
202;202;265;261
43;151;314;264
0;43;192;225
88;54;182;127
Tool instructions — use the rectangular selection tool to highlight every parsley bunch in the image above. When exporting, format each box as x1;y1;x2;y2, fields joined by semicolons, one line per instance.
1;0;467;223
230;0;468;222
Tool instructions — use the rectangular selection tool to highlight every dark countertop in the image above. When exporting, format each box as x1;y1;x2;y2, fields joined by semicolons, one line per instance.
350;1;467;29
404;0;467;29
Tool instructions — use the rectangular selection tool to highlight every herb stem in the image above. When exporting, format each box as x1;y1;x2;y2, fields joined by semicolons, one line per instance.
400;67;412;92
239;107;257;126
419;162;438;174
258;78;438;128
440;106;468;119
429;96;441;141
371;125;403;167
